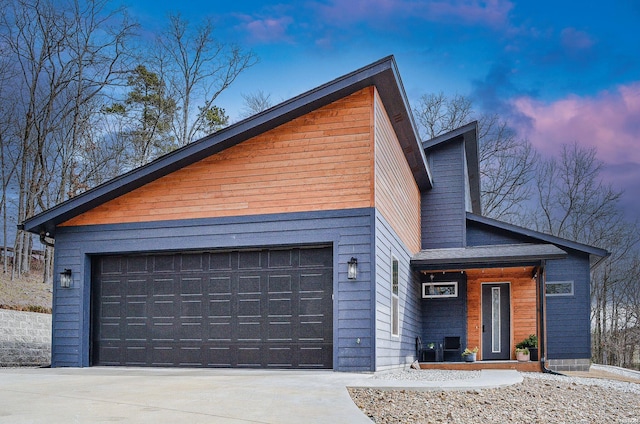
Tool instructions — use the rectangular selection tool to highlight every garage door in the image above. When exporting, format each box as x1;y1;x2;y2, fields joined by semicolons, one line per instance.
91;246;333;368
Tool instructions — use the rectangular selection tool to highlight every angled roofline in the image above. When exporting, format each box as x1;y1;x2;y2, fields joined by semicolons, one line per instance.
21;55;432;237
422;121;481;214
466;212;610;268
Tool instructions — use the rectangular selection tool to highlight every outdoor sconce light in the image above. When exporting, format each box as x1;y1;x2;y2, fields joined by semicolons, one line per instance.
60;269;72;289
347;257;358;280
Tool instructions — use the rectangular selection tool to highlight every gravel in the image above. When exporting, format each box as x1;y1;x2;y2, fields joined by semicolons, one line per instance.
349;370;640;423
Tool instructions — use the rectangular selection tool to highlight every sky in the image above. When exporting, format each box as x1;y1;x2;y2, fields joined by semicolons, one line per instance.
128;0;640;224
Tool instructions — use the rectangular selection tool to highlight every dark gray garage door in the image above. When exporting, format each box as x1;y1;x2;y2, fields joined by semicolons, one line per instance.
91;246;333;368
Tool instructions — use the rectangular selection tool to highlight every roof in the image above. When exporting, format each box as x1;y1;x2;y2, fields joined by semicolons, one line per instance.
411;243;568;270
422;121;481;214
467;212;610;269
21;56;432;237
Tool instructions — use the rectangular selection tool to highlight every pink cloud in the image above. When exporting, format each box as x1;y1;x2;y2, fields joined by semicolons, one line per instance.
426;0;514;29
313;0;514;30
512;82;640;165
560;27;594;51
237;15;294;44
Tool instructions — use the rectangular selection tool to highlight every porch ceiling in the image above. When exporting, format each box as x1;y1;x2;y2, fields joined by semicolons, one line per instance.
411;243;567;270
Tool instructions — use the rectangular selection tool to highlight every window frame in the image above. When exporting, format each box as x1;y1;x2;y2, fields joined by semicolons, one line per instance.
421;281;459;299
391;256;399;337
545;280;575;297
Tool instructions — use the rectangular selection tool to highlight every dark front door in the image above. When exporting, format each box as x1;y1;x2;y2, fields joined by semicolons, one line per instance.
91;246;333;369
482;283;510;360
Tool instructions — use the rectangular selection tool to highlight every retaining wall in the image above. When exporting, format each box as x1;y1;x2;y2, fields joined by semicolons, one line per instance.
0;309;51;367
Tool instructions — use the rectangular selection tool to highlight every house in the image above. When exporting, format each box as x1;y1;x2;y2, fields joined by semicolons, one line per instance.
21;56;607;372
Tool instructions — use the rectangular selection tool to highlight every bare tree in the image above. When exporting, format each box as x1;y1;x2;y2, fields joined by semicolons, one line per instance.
156;13;258;146
240;90;273;118
413;92;535;221
0;0;135;280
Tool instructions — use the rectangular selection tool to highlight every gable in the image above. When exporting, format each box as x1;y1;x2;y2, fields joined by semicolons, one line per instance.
62;88;376;227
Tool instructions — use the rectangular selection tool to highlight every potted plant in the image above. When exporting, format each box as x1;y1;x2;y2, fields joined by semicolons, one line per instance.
516;335;538;361
462;346;478;362
515;347;530;362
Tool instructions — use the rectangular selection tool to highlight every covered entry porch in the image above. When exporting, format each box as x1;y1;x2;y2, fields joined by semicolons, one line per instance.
411;244;567;370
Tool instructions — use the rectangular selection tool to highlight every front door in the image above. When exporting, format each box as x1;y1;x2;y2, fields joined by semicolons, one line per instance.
482;283;510;360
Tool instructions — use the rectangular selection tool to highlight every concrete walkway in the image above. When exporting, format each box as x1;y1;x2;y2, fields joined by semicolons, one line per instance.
0;367;522;423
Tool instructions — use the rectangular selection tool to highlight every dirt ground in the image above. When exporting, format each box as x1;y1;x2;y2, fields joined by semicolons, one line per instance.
0;264;52;312
564;368;640;384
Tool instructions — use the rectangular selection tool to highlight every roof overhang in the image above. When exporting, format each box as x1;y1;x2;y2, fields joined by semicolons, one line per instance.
466;213;610;270
411;243;568;271
21;56;432;237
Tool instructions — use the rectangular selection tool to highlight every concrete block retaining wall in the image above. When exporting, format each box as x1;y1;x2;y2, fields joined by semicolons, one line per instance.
0;309;51;367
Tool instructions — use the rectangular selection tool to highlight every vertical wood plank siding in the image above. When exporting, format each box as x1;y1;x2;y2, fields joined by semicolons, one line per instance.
61;88;376;227
466;267;537;360
373;89;421;254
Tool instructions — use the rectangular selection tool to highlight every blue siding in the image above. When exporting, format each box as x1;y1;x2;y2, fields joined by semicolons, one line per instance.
52;208;375;372
466;221;532;246
374;211;422;371
545;252;591;360
422;141;466;249
420;273;467;355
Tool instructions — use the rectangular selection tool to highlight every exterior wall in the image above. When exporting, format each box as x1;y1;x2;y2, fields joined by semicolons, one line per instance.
374;211;422;371
421;140;466;249
0;309;51;367
61;88;375;227
51;208;376;372
466;267;537;360
373;89;421;254
466;221;530;246
545;252;591;361
420;272;467;356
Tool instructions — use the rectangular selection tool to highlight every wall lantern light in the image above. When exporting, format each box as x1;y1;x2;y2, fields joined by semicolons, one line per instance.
60;269;72;289
347;257;358;280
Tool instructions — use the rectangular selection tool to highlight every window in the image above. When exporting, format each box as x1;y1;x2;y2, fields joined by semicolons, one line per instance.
422;282;458;298
391;257;399;337
546;281;574;296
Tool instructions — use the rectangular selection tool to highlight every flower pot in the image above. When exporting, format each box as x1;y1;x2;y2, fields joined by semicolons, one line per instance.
516;351;530;362
463;353;476;362
529;347;538;361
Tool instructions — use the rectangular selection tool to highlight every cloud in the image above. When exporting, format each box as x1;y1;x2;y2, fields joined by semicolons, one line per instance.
560;27;594;51
511;82;640;164
236;15;294;44
311;0;514;30
510;82;640;222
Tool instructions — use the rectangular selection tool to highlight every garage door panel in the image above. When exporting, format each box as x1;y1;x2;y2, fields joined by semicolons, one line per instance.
92;246;333;369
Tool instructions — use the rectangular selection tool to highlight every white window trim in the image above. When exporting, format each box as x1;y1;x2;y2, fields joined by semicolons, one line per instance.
545;280;575;297
391;256;399;337
421;281;458;298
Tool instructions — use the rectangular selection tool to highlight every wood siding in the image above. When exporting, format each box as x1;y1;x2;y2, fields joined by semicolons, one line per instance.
373;90;421;254
62;88;376;227
466;267;537;360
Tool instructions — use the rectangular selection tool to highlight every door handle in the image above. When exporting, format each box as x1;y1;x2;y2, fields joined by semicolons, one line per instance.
482;325;485;333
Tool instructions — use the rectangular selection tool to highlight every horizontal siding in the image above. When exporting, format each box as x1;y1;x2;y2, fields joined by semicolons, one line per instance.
374;211;421;371
422;141;466;249
373;90;421;254
52;208;376;371
545;253;591;359
466;221;532;246
61;88;375;227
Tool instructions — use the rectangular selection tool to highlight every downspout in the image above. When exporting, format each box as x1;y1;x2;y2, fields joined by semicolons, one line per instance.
538;260;564;375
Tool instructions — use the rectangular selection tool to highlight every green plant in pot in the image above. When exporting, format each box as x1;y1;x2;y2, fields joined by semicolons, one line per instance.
515;347;530;362
516;334;538;361
462;346;478;362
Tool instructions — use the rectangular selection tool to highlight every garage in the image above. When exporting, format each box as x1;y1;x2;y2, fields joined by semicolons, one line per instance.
91;245;333;369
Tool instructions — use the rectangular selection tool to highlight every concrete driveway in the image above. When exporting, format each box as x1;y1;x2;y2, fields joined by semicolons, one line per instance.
0;367;373;423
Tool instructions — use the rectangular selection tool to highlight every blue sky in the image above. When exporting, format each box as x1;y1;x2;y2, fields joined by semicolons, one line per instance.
128;0;640;223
